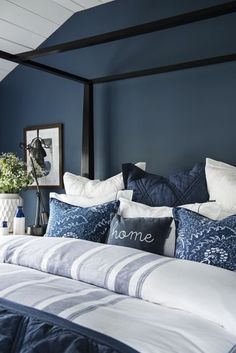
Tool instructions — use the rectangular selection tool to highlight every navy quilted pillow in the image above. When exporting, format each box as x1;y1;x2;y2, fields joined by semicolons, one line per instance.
173;207;236;271
45;198;119;242
122;163;209;207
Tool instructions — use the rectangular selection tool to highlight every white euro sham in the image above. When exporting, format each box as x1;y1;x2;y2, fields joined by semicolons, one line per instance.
63;162;146;196
206;158;236;211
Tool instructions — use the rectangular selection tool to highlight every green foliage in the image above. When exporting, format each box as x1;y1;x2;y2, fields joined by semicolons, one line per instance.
0;153;33;193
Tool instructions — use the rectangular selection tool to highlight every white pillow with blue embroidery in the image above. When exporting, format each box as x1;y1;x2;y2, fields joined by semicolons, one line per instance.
173;207;236;271
45;198;119;242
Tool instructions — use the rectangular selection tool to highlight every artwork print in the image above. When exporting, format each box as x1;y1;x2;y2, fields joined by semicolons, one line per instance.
24;124;63;188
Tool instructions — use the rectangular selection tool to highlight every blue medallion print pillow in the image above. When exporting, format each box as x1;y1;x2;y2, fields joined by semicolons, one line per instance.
45;198;119;242
173;207;236;271
122;163;209;207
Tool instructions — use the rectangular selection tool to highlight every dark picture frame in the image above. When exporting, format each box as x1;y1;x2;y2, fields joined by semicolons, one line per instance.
24;123;63;188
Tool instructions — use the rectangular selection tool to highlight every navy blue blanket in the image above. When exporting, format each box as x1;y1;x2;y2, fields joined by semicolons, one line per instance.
0;298;138;353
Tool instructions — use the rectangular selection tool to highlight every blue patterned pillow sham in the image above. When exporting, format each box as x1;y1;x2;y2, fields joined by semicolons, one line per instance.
173;207;236;271
45;198;119;242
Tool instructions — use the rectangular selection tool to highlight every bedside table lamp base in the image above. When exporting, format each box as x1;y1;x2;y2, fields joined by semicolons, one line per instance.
27;225;47;236
27;192;48;236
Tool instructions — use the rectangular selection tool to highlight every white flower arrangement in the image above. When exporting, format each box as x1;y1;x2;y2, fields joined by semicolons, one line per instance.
0;153;33;193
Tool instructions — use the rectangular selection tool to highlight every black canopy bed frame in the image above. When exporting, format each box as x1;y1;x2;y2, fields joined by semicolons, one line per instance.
1;1;236;179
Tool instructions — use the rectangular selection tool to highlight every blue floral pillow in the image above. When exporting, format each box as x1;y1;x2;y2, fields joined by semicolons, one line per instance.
173;207;236;271
45;199;119;242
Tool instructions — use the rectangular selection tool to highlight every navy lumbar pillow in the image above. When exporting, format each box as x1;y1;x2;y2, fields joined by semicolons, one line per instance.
107;214;172;255
45;198;119;242
122;163;209;207
173;207;236;271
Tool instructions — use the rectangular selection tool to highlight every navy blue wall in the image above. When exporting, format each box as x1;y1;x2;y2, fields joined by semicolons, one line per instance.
0;0;236;224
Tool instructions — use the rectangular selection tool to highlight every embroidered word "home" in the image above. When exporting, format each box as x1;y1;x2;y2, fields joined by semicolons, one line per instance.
111;221;155;243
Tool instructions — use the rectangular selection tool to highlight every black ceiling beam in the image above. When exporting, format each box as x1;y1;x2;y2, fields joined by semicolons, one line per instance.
17;1;236;60
0;50;90;84
91;53;236;84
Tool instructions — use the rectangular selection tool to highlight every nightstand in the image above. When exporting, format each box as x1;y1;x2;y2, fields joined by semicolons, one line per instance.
0;232;44;237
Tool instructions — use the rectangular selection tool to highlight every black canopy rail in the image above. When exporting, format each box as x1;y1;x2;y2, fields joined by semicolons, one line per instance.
92;53;236;84
0;50;90;84
1;1;236;179
16;1;236;60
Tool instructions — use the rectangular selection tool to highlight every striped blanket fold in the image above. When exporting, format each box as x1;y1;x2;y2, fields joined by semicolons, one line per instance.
0;235;236;335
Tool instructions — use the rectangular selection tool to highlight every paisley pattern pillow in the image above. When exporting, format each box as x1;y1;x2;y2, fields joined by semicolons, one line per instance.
173;207;236;271
45;198;119;242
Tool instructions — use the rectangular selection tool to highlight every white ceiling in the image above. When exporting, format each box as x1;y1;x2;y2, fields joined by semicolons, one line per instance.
0;0;113;81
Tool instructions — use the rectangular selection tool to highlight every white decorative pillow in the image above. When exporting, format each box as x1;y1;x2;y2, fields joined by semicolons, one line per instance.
63;162;146;196
205;158;236;211
119;198;233;220
50;190;133;208
119;198;235;257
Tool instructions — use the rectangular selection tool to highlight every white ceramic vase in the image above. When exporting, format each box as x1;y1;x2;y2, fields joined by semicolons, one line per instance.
0;194;23;233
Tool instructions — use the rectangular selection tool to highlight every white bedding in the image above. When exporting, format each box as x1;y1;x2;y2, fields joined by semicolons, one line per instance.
0;235;235;353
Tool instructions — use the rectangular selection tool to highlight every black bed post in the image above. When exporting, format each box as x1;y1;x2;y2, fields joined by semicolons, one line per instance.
81;83;94;179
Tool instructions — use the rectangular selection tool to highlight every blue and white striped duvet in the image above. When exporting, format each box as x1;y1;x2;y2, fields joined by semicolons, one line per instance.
0;235;235;353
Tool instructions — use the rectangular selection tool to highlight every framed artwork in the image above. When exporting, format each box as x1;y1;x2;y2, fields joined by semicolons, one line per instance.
24;124;63;188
